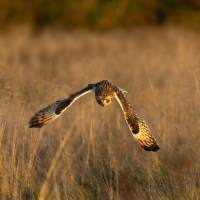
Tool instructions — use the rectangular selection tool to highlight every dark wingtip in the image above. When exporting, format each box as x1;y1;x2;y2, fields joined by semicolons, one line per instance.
143;145;160;152
29;124;34;128
29;116;43;128
29;123;43;128
29;123;41;128
29;117;35;128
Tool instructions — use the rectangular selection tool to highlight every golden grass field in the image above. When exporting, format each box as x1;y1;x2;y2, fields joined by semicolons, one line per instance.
0;26;200;199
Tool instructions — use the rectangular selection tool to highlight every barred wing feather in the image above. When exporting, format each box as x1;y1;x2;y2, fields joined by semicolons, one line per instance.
114;89;160;151
29;84;94;128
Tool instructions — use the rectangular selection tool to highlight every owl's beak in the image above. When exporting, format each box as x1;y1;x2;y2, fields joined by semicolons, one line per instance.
101;101;105;107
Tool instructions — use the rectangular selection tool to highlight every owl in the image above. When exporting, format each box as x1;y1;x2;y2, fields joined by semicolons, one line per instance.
29;80;160;151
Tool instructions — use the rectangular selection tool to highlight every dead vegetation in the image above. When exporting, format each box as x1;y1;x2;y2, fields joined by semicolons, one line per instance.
0;27;200;199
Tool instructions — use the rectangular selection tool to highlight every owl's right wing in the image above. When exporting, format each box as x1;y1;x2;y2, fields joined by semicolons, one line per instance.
114;87;160;151
29;84;95;128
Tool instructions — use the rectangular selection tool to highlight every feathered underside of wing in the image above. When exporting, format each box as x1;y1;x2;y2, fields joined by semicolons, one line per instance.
114;86;160;151
29;100;62;128
29;84;95;128
133;120;160;151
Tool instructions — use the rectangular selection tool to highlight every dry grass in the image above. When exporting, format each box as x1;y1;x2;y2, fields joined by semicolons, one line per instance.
0;26;200;199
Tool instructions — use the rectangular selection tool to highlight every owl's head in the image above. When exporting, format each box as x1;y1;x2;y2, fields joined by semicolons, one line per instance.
94;80;115;107
95;95;114;107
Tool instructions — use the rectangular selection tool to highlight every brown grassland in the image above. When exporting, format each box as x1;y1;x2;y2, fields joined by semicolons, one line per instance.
0;27;200;199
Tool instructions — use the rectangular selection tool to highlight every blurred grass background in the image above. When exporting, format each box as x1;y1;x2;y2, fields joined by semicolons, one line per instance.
0;0;200;30
0;27;200;199
0;0;200;199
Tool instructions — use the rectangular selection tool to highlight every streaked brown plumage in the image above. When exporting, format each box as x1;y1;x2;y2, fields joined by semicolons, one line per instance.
29;80;160;151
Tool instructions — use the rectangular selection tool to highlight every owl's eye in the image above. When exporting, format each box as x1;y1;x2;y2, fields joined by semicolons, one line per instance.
104;99;111;104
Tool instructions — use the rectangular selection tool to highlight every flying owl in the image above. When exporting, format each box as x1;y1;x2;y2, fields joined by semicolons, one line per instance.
29;80;160;151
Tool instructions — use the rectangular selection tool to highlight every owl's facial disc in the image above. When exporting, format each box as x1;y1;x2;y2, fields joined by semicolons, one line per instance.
96;96;112;107
102;97;111;106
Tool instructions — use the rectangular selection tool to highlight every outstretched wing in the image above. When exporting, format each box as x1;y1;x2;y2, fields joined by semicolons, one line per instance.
29;84;95;128
114;87;160;151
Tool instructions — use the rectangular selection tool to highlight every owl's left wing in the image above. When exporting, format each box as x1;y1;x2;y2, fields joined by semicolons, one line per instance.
29;84;95;128
114;86;160;151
